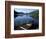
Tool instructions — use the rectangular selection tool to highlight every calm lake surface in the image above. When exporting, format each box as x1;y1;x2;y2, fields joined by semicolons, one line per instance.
14;15;39;26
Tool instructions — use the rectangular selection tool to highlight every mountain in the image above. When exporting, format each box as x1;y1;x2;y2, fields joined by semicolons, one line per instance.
29;10;39;19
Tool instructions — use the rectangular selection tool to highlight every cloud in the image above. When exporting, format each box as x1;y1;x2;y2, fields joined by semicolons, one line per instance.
14;8;37;13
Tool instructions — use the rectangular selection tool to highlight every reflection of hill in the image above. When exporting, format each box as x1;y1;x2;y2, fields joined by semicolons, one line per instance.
14;15;33;26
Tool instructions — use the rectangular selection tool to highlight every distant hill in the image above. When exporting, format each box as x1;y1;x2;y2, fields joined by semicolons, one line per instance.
14;10;24;17
29;10;39;19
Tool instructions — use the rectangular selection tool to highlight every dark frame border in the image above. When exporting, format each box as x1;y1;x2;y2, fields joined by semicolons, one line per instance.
5;1;45;38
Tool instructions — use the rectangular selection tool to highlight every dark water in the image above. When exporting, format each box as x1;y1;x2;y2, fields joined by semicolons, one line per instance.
14;15;33;26
14;15;39;30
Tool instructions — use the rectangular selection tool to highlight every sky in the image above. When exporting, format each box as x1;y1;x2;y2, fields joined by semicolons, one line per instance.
14;8;38;13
